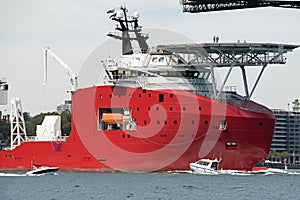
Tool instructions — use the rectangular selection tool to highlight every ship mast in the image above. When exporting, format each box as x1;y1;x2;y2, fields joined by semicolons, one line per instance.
107;6;149;55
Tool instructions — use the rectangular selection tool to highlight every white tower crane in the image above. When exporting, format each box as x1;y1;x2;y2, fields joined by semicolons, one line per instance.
43;47;78;92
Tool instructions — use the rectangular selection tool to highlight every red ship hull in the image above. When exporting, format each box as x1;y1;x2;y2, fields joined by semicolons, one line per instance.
0;86;275;171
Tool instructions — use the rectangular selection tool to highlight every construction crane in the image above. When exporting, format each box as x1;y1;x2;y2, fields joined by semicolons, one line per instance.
43;47;78;92
181;0;300;13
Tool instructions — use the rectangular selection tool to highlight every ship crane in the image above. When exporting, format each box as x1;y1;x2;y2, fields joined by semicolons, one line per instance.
43;47;78;92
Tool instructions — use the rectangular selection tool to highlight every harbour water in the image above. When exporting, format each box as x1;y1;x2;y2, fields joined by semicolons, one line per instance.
1;170;300;200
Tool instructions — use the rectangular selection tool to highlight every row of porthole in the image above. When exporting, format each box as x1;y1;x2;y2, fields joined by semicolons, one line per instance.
122;134;131;138
99;94;203;113
138;93;174;99
99;93;174;99
142;120;178;125
138;120;210;125
120;134;195;139
136;106;202;112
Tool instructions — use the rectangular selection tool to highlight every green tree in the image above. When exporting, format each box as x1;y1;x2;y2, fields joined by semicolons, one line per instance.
62;122;71;136
268;150;278;161
0;118;10;146
0;111;72;143
280;151;289;160
23;112;31;121
26;112;59;135
61;110;71;135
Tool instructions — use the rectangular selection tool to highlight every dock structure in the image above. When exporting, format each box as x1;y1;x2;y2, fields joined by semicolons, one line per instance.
181;0;300;13
157;42;299;100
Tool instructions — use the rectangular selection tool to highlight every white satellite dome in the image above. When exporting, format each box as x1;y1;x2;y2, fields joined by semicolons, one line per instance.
133;11;139;19
116;10;124;19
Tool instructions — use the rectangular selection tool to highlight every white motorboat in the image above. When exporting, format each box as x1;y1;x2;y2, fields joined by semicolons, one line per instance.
26;164;59;176
189;159;220;175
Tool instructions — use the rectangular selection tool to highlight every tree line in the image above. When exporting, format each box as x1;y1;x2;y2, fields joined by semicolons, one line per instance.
0;110;71;147
267;150;289;162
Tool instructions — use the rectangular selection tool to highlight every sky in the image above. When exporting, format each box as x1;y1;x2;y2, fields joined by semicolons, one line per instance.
1;0;300;115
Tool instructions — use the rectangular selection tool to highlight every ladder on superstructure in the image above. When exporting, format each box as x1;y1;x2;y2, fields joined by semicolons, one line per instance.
10;97;27;149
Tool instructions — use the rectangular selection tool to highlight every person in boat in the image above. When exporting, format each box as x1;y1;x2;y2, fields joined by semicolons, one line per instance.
211;162;218;170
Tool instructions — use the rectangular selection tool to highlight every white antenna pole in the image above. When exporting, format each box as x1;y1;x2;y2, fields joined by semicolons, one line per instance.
43;48;48;85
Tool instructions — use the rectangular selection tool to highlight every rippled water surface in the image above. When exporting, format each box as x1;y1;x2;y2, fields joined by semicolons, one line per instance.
1;170;300;200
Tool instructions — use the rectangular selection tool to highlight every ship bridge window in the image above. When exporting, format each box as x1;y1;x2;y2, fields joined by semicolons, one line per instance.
159;71;168;76
220;120;227;130
197;71;210;79
184;70;211;79
159;94;164;102
168;71;177;77
159;57;165;62
203;72;210;79
152;57;158;63
226;142;237;147
199;72;204;79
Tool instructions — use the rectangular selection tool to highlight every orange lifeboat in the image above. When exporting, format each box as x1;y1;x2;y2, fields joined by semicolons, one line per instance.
101;113;124;124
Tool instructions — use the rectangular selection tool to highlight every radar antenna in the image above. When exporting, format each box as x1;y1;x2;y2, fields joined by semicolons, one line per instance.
107;6;149;55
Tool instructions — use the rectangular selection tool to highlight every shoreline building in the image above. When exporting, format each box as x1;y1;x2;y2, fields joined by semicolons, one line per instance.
0;78;8;105
56;100;71;114
271;99;300;165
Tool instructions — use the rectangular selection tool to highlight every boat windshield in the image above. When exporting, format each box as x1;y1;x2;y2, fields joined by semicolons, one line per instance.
196;161;209;166
211;162;219;170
